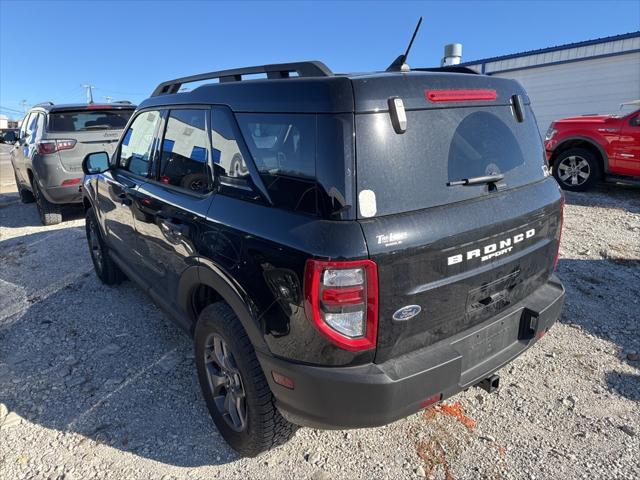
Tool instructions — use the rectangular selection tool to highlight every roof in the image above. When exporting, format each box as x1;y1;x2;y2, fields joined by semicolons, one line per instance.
139;68;524;114
30;102;136;112
461;31;640;66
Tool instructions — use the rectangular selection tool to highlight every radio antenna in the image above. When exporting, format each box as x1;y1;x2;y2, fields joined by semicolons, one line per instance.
386;17;423;72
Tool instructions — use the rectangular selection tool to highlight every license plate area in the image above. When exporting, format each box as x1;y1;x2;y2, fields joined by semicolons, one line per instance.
453;310;521;373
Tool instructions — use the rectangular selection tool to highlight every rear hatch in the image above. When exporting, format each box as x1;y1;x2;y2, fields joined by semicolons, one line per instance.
350;72;563;363
45;106;134;171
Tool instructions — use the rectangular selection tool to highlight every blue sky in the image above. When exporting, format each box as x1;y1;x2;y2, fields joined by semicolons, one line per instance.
1;0;639;118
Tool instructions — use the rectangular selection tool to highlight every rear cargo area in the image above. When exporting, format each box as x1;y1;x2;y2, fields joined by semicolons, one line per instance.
349;72;563;362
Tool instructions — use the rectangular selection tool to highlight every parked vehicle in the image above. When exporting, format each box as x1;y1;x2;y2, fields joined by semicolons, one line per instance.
10;102;135;225
81;59;565;457
0;128;19;144
545;100;640;191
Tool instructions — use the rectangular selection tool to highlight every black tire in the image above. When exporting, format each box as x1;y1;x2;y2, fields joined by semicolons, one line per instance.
552;147;601;192
194;302;296;457
14;171;34;203
85;207;124;285
32;179;62;225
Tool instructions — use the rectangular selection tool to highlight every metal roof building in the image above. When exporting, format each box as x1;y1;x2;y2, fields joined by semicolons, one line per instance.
461;32;640;131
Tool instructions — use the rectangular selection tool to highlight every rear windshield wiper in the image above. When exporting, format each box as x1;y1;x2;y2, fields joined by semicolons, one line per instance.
447;173;504;187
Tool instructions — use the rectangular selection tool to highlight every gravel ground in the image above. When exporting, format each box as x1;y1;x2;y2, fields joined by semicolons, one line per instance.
0;183;639;480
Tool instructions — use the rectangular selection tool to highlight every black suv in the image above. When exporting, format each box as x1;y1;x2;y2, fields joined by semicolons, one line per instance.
81;61;565;457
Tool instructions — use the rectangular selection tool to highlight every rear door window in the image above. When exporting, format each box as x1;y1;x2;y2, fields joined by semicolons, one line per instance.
48;109;134;132
355;105;546;217
157;109;212;194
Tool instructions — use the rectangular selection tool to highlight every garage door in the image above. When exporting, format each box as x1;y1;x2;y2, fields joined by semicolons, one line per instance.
493;51;640;132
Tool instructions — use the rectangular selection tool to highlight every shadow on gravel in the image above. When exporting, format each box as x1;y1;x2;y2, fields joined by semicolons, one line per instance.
564;183;640;214
0;201;84;228
556;257;640;401
605;372;640;402
0;271;238;467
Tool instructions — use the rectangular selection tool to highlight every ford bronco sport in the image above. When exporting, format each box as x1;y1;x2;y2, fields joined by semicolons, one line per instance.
10;102;135;225
80;60;565;457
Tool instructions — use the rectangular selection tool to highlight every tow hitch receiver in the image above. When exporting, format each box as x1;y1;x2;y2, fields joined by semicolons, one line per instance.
477;374;500;393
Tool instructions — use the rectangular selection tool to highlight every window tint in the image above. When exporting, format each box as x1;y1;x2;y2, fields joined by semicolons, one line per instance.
119;110;161;177
19;113;32;138
237;113;318;214
48;109;133;132
27;113;38;135
237;113;315;178
356;106;546;217
211;107;250;183
158;109;212;194
34;113;45;141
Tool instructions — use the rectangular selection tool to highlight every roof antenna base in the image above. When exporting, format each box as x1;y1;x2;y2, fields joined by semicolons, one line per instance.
386;17;423;72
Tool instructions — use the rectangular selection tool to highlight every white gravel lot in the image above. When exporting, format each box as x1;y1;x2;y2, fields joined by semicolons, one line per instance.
0;183;639;480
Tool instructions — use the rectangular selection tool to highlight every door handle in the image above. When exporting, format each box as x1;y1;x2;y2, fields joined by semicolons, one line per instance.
160;218;188;238
116;190;133;206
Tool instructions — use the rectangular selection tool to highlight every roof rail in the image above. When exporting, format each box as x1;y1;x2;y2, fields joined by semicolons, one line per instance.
34;101;54;107
413;66;479;75
113;100;133;104
151;61;333;97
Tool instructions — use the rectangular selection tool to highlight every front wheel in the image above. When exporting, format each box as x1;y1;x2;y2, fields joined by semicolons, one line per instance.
85;207;124;285
194;303;296;457
552;148;601;191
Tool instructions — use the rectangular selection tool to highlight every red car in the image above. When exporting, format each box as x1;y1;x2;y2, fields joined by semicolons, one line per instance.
545;101;640;191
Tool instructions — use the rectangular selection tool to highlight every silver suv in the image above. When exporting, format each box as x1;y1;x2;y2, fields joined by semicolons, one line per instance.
11;102;135;225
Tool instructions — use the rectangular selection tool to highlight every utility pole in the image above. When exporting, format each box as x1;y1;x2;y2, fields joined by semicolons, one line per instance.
20;100;28;113
81;84;95;104
104;96;112;103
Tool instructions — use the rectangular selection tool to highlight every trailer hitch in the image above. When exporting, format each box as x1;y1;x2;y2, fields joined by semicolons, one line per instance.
476;374;500;394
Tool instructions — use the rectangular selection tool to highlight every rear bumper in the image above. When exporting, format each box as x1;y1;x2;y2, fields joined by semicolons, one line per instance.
33;153;83;204
258;275;565;429
40;184;83;204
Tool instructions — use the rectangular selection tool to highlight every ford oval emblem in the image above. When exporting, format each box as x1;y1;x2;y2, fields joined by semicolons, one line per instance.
393;305;422;322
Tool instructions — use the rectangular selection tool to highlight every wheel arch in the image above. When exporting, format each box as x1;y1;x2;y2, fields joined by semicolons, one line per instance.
549;136;608;174
178;263;269;353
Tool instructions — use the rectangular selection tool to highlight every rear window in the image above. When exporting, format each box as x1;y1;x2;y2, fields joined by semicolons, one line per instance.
356;105;546;217
48;109;134;132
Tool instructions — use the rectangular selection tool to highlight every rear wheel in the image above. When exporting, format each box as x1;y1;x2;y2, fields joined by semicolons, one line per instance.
194;302;296;457
552;148;600;191
85;207;124;285
14;171;34;203
32;179;62;225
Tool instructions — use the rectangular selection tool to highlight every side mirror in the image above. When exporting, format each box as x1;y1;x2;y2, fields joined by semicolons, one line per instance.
82;151;110;175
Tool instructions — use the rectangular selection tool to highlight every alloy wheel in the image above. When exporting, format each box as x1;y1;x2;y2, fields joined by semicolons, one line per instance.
557;155;590;186
204;333;247;432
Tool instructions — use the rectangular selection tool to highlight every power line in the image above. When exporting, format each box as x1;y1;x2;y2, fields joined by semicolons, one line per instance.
0;105;24;114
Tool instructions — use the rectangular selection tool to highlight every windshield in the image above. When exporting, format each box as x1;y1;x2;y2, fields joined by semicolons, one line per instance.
356;105;547;218
48;109;134;132
617;104;640;116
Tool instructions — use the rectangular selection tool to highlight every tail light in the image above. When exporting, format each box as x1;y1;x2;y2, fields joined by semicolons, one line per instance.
553;195;565;270
37;139;76;155
304;259;378;351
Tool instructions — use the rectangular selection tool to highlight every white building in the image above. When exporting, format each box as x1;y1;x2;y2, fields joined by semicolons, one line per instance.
461;32;640;132
0;114;8;129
